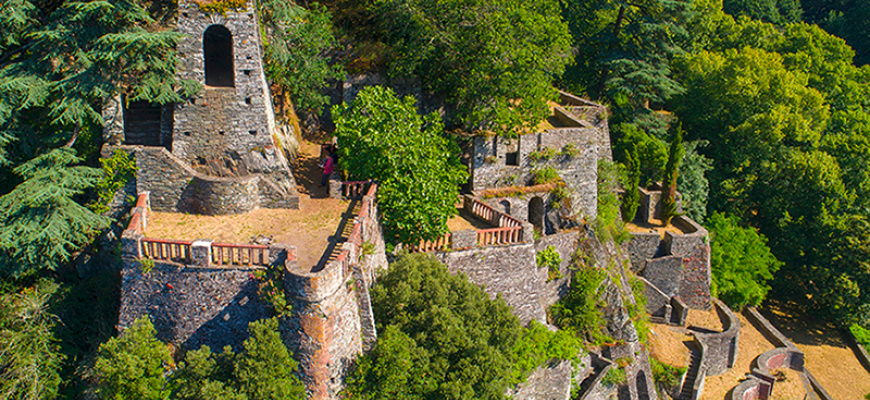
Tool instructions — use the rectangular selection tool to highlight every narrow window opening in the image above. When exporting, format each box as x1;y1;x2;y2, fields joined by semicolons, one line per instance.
249;130;257;135
203;25;234;87
245;97;252;104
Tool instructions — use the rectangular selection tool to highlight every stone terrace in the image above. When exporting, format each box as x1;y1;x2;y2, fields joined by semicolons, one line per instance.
145;195;349;270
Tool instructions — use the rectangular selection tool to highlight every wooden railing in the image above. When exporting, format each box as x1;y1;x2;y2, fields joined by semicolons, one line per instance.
212;243;269;266
408;233;451;253
468;197;522;228
476;227;521;246
141;238;192;263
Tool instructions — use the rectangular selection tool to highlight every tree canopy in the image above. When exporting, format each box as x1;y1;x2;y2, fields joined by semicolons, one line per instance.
347;253;582;400
332;86;468;244
375;0;572;135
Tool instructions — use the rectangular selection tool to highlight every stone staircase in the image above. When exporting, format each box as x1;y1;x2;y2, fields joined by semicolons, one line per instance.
314;199;361;271
679;343;703;400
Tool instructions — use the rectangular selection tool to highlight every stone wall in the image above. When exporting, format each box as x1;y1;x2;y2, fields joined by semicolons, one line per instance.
117;259;271;352
692;299;740;377
626;215;711;310
103;144;299;213
282;183;386;399
732;307;835;400
173;0;278;162
470;129;600;219
434;243;548;325
535;230;581;308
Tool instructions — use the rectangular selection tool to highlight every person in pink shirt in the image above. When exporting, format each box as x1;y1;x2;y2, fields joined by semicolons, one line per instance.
320;149;335;187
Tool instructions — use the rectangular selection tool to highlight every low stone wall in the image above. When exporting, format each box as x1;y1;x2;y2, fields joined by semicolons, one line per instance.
185;174;260;214
843;326;870;372
642;277;672;322
692;299;739;376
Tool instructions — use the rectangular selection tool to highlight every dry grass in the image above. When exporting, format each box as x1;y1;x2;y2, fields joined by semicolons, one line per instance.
625;218;685;238
761;302;870;400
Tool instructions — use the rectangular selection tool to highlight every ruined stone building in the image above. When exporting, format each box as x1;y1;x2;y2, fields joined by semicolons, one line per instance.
102;0;300;214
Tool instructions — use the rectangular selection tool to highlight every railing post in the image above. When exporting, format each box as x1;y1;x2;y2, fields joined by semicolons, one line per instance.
191;240;212;267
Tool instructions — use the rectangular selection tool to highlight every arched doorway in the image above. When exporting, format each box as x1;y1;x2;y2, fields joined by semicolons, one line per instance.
499;200;511;216
636;370;650;400
528;196;544;232
203;25;234;87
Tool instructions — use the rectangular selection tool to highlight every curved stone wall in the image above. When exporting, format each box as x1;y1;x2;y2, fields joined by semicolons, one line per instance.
185;174;259;215
694;299;740;376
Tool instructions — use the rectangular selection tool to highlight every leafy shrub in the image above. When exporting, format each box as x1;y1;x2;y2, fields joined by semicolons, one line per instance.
529;147;558;163
627;274;650;344
90;149;137;214
708;212;782;310
851;324;870;353
601;367;627;386
537;246;563;281
253;264;292;317
595;160;630;244
612;123;667;187
562;143;580;158
333;86;468;244
348;253;582;399
532;166;561;185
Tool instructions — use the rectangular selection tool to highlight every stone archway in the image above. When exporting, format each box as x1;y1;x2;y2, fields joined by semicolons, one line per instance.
528;196;544;231
636;370;650;400
499;200;511;216
204;25;234;87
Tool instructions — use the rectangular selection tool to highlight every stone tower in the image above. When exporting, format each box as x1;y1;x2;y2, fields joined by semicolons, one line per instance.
102;0;300;213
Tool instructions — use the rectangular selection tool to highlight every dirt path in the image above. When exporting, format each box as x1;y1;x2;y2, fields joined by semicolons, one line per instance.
760;301;870;400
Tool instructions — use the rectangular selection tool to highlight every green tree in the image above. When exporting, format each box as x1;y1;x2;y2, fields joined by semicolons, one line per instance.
611;123;668;187
376;0;572;135
348;253;581;399
0;0;197;277
708;212;781;309
171;346;243;400
95;316;172;400
0;149;109;278
258;0;344;113
562;0;694;108
660;125;684;224
723;0;802;25
332;86;468;244
677;141;712;223
234;318;305;400
0;281;64;400
620;146;641;223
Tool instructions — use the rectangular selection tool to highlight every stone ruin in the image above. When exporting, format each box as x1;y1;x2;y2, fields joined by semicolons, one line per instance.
102;0;300;214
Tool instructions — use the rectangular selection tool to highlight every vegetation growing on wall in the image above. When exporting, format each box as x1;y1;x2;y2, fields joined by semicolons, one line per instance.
537;246;563;282
550;259;609;344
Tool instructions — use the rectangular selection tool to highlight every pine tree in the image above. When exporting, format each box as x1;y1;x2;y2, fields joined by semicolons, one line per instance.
234;318;305;400
620;147;641;223
0;149;109;278
661;124;684;225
